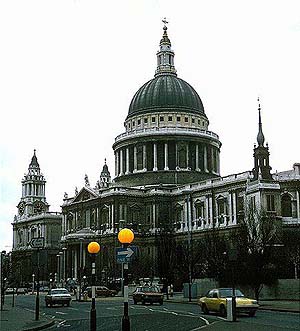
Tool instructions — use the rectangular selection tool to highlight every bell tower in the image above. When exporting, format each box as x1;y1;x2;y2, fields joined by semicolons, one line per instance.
17;150;49;218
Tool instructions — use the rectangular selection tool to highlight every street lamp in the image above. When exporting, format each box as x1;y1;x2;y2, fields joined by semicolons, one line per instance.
32;274;35;295
56;254;61;286
62;247;67;285
87;241;101;331
118;228;134;331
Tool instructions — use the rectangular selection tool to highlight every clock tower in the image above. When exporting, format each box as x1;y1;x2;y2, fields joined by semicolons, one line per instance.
17;150;49;218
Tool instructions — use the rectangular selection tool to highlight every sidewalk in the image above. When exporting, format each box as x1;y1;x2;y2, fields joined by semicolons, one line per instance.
165;293;300;313
0;302;54;331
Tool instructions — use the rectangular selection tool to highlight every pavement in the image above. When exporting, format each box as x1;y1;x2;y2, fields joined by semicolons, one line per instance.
0;298;55;331
0;293;299;331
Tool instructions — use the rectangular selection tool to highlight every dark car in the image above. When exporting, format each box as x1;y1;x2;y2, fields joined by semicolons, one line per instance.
45;288;72;307
132;286;164;305
86;286;117;298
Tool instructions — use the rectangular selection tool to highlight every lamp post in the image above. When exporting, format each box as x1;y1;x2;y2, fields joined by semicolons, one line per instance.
62;247;67;286
87;241;101;331
32;274;35;295
56;254;61;287
118;228;134;331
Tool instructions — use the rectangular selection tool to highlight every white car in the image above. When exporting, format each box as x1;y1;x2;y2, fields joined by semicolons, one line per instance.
45;288;72;307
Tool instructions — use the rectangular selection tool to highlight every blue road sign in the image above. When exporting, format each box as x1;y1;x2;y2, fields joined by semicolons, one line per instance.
116;246;138;264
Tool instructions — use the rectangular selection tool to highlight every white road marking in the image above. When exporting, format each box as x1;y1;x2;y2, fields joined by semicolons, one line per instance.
67;307;78;310
55;311;67;315
106;307;117;310
24;308;35;313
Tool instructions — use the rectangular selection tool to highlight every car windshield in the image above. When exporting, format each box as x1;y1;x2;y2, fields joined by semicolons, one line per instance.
219;289;244;297
141;286;159;292
51;289;68;295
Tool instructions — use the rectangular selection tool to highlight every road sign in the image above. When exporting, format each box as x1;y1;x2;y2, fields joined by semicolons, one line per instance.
116;246;138;264
29;237;45;249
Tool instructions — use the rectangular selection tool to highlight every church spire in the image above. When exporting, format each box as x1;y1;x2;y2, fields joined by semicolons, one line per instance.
252;98;272;180
155;18;177;77
257;98;265;147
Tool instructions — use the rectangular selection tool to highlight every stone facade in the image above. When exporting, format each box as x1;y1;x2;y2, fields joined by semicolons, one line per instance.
60;26;300;286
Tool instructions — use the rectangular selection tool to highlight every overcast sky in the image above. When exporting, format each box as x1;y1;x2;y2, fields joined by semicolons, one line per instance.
1;0;300;251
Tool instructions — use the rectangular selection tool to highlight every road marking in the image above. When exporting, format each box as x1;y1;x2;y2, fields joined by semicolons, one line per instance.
55;311;67;315
24;308;35;313
199;317;210;325
67;307;78;310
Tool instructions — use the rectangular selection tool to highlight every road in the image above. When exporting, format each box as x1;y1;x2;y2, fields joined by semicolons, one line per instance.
9;294;300;331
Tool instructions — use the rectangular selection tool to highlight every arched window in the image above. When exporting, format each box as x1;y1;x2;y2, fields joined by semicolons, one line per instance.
281;194;292;217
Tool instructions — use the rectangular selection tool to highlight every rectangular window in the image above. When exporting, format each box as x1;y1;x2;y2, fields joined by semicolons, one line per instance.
152;117;156;123
160;116;164;122
128;123;131;128
137;119;141;125
168;116;172;121
192;118;195;123
185;117;188;122
267;195;275;211
132;121;135;126
144;118;148;124
177;116;181;122
198;119;201;125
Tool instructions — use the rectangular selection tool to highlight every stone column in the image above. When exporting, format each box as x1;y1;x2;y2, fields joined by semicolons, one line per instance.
143;144;147;171
204;145;208;172
74;249;78;279
164;142;169;170
119;149;124;175
195;144;199;171
228;192;232;226
115;151;119;176
82;246;86;269
153;143;158;171
186;143;189;168
133;146;137;172
217;150;220;175
209;195;213;228
152;204;156;230
125;148;130;174
175;142;178;168
205;196;209;228
232;191;237;225
296;191;300;219
111;204;114;233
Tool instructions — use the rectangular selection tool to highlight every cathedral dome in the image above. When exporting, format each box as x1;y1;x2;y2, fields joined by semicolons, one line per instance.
127;75;206;118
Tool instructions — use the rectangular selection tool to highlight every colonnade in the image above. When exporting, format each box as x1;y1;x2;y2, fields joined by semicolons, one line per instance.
115;141;220;176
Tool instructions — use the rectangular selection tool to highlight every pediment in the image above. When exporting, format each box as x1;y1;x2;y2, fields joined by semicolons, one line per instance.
72;186;98;203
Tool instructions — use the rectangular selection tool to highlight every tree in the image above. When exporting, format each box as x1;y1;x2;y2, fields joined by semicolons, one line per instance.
231;203;282;300
282;229;300;279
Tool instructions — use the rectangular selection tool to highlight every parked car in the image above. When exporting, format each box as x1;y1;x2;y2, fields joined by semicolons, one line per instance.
85;286;117;298
5;288;16;294
132;286;164;305
16;288;28;295
198;288;259;317
45;288;72;307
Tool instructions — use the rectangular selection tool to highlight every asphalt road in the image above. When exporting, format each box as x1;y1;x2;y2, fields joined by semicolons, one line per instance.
11;294;300;331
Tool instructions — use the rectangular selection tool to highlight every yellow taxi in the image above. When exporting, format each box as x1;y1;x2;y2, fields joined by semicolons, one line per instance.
198;288;259;317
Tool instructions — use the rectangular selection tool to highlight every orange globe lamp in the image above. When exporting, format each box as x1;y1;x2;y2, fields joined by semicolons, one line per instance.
118;228;134;244
87;242;100;254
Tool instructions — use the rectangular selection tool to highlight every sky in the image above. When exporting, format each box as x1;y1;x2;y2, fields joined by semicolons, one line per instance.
1;0;300;252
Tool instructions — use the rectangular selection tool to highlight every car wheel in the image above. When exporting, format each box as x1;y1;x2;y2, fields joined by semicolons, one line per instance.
142;299;146;305
45;302;48;307
219;305;226;317
133;299;137;305
248;311;256;317
159;300;163;306
201;304;209;314
67;302;70;307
